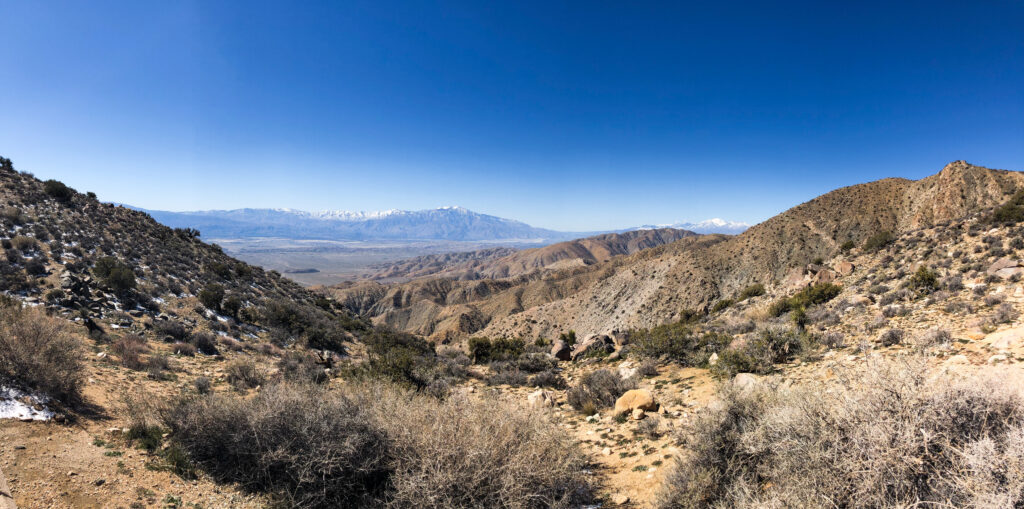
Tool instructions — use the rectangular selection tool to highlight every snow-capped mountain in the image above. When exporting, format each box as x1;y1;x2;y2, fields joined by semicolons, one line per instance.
134;206;581;242
635;218;750;235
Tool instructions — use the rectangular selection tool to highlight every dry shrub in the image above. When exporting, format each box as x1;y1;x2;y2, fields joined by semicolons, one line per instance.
225;358;266;391
566;369;636;413
112;334;149;370
0;304;83;405
359;383;593;508
656;357;1024;508
163;383;390;507
164;381;593;508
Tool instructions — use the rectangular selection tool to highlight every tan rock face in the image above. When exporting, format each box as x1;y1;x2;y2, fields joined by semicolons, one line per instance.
834;260;855;276
614;389;657;415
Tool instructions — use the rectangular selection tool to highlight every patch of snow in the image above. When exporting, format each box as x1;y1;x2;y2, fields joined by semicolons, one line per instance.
0;386;54;421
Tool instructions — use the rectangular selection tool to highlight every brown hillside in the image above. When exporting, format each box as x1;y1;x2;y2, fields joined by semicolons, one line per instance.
363;228;696;282
329;161;1024;341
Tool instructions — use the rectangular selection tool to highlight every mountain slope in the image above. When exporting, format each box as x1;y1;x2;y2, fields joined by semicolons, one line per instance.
364;228;697;281
328;161;1024;340
0;163;369;353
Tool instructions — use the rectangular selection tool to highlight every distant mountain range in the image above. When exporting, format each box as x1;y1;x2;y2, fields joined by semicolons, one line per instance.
634;218;750;235
130;205;749;242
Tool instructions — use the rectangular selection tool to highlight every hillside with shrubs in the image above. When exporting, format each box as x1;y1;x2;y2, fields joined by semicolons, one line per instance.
4;156;1024;508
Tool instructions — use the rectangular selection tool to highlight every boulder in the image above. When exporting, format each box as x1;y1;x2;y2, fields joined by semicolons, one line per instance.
707;352;719;366
617;361;637;379
611;331;629;348
527;389;555;409
631;408;646;420
987;258;1021;276
614;389;657;415
813;269;838;284
834;260;855;276
570;334;615;361
985;327;1024;350
550;340;571;361
733;373;760;392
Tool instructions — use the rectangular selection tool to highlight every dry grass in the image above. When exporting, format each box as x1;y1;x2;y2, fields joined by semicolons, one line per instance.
0;304;83;405
656;357;1024;508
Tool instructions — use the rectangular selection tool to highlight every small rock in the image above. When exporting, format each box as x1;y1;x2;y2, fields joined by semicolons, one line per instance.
602;447;612;456
631;408;646;420
611;493;630;505
94;479;105;486
614;389;657;415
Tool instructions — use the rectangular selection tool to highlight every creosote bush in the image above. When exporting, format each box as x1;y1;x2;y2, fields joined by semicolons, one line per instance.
768;282;841;317
0;303;83;405
863;230;895;252
629;321;730;366
566;369;636;413
656;358;1024;508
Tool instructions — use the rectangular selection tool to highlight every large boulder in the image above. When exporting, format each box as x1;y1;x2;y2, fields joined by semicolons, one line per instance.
614;389;657;416
550;340;571;361
834;260;855;276
987;258;1024;279
570;334;615;361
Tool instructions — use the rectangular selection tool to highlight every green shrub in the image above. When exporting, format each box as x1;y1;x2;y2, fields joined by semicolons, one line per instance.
557;330;577;346
467;337;524;364
711;328;812;378
711;299;733;313
990;190;1024;224
198;284;225;312
909;265;939;294
840;239;856;252
43;179;74;202
863;230;895;252
738;283;765;300
768;283;841;317
629;321;730;366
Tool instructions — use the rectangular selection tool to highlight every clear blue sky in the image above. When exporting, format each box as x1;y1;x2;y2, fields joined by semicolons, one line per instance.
1;1;1021;231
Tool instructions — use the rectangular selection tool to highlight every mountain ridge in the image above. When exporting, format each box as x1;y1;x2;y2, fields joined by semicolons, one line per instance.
130;205;748;242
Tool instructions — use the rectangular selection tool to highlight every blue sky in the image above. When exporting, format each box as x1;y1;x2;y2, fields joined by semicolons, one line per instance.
1;1;1022;231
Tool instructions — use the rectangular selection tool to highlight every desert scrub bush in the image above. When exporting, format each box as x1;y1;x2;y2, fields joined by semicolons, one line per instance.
710;298;733;313
154;320;189;342
711;327;812;378
277;351;329;384
879;328;904;346
566;369;636;413
43;179;75;201
738;283;765;300
188;331;219;355
361;382;593;508
913;328;952;350
0;304;83;405
528;370;566;389
629;321;730;366
994;302;1019;324
862;230;895;252
198;283;225;312
111;334;149;370
225;358;266;391
840;239;856;252
908;265;940;294
822;331;845;349
355;328;462;391
164;382;391;507
990;189;1024;224
467;336;525;363
655;357;1024;508
768;283;841;317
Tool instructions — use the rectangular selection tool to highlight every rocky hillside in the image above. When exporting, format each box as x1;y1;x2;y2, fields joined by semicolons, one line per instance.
363;228;696;281
328;161;1024;341
0;159;369;354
